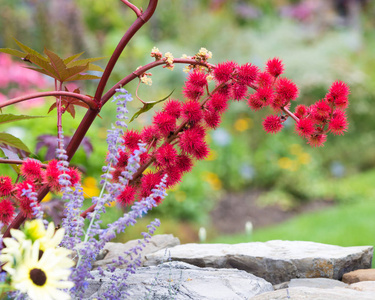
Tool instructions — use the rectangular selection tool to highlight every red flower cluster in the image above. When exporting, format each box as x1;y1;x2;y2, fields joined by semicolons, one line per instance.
111;56;350;208
0;158;81;224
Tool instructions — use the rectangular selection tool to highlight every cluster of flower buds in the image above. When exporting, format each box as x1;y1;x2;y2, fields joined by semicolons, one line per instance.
111;54;349;207
0;159;80;224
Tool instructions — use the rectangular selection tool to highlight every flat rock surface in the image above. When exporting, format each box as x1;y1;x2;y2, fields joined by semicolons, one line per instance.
81;261;273;300
144;240;373;284
250;287;375;300
93;234;180;269
288;278;348;289
342;268;375;283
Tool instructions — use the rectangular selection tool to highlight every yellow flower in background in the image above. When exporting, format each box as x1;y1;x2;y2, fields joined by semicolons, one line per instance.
278;157;298;171
234;118;253;132
298;153;311;165
289;143;303;155
207;150;218;161
41;193;52;202
203;172;222;190
81;177;100;198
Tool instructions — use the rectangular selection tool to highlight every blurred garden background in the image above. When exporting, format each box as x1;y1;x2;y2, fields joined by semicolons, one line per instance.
1;0;375;251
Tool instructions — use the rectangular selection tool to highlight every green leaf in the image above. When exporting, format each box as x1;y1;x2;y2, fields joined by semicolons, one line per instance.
0;132;31;153
0;114;45;125
86;63;104;72
62;64;89;82
68;74;101;81
13;38;48;61
63;52;85;64
44;48;68;82
24;54;59;79
66;57;106;67
130;89;175;122
0;48;26;58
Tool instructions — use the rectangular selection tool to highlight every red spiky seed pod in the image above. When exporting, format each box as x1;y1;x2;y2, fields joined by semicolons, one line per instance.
256;71;273;87
230;83;248;101
153;111;176;136
307;134;327;147
183;82;204;101
263;115;283;134
122;130;142;151
175;154;193;174
187;70;208;88
140;172;163;198
276;78;299;102
329;111;348;135
295;117;315;138
0;176;13;197
266;57;285;78
237;63;259;86
207;93;229;113
294;104;308;119
43;160;62;192
141;125;161;148
0;198;15;225
182;100;203;124
20;158;42;181
163;99;182;119
213;61;238;83
117;185;136;206
155;144;178;168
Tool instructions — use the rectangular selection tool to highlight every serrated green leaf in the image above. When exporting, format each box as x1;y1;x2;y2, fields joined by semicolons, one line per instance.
66;57;106;67
130;89;175;122
68;74;101;81
13;38;48;61
63;52;84;64
0;48;26;58
62;64;89;82
44;48;68;81
0;132;31;153
26;67;53;77
86;63;104;72
25;54;59;79
0;114;45;125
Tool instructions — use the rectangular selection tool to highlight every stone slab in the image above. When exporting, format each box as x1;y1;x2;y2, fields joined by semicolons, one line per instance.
144;240;373;284
81;261;274;299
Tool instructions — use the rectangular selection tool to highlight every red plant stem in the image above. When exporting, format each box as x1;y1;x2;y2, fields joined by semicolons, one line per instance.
0;159;47;168
0;91;97;110
121;0;142;17
282;106;299;123
94;0;158;104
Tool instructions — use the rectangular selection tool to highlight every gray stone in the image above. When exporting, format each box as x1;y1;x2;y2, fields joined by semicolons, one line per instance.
93;234;180;270
250;287;375;300
144;240;373;284
289;278;348;289
81;261;274;299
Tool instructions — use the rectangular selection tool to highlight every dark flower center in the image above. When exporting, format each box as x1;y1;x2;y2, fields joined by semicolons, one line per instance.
29;268;47;286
